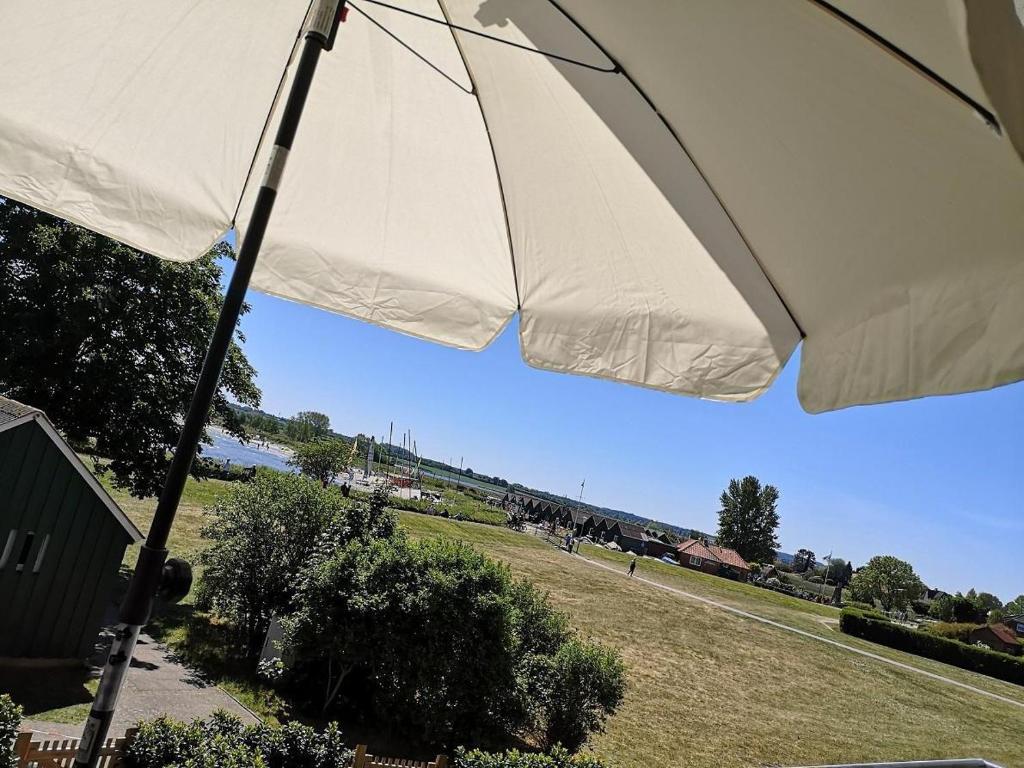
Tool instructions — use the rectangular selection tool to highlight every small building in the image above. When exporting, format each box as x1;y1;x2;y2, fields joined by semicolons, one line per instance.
579;513;615;541
970;624;1021;656
0;397;143;659
1002;614;1024;638
676;538;751;581
608;520;649;555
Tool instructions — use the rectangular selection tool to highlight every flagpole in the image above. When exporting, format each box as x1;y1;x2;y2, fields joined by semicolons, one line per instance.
572;479;585;549
821;550;833;602
74;3;347;764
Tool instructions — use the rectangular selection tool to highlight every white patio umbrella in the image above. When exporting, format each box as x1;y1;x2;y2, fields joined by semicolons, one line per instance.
3;0;1023;412
0;1;1022;764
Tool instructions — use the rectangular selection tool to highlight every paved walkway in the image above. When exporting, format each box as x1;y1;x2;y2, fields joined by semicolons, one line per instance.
20;630;258;740
580;552;1024;711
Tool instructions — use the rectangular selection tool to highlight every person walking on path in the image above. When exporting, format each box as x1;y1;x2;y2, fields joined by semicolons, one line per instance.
628;557;637;577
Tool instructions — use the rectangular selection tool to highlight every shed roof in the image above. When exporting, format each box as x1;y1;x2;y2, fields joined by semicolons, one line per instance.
0;396;143;543
0;396;39;429
611;520;647;540
977;623;1020;646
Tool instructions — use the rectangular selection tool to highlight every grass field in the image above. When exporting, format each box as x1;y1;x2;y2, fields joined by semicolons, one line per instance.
399;515;1024;768
57;472;1024;767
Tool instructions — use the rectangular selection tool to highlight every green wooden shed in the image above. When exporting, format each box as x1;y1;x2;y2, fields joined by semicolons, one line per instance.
0;396;143;659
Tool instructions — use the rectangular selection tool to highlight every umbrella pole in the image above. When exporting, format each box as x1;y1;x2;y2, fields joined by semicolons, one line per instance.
74;3;347;765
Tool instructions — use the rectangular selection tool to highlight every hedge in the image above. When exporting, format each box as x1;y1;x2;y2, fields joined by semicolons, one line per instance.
840;609;1024;686
455;746;609;768
926;622;982;643
125;712;351;768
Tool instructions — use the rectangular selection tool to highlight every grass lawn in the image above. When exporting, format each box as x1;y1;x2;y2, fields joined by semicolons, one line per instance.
48;471;1024;767
398;514;1024;768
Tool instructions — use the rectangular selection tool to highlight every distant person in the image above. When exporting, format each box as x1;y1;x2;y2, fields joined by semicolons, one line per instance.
564;532;572;552
340;482;350;498
628;557;636;577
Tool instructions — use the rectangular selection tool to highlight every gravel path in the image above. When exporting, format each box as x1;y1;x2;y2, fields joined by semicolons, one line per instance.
20;630;258;740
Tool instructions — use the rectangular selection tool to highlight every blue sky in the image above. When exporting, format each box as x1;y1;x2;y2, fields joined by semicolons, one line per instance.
235;285;1024;601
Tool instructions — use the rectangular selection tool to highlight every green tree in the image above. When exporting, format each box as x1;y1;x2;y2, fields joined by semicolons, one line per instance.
716;476;781;563
196;471;345;654
928;594;956;622
970;591;1003;620
794;548;816;573
848;555;925;611
1005;595;1024;615
288;438;348;486
822;557;848;584
0;199;260;497
929;593;982;623
839;561;854;588
293;410;330;439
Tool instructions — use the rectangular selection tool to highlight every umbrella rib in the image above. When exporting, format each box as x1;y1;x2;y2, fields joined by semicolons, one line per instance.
543;0;807;340
808;0;1001;134
347;2;473;94
434;0;522;313
231;2;314;228
359;0;619;74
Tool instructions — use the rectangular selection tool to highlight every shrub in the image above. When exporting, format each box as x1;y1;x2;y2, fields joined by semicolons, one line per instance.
125;711;351;768
0;694;23;768
526;638;627;752
839;609;1024;686
285;534;625;750
926;622;982;643
455;745;609;768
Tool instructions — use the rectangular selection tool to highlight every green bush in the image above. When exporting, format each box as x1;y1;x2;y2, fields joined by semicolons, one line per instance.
926;622;982;643
285;534;625;750
455;745;608;768
840;610;1024;686
855;609;891;623
0;694;23;768
125;711;351;768
845;601;877;612
525;638;627;752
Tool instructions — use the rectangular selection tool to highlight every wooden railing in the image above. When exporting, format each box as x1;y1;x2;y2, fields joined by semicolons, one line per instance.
13;728;137;767
353;743;449;768
12;731;447;768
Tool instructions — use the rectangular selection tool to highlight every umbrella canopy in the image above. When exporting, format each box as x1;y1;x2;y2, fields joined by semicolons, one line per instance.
1;0;1022;412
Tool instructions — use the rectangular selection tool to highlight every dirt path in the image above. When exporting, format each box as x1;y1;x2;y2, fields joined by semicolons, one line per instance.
580;553;1024;711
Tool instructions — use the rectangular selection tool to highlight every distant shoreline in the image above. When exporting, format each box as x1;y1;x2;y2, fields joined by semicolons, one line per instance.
206;425;294;462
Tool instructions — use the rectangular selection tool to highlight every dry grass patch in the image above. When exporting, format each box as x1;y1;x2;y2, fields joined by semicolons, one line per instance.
399;514;1024;768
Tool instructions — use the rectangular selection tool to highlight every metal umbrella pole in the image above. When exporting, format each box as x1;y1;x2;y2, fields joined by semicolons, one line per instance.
74;2;347;764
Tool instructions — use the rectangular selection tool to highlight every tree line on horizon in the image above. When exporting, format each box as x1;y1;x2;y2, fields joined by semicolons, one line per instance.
712;475;1020;614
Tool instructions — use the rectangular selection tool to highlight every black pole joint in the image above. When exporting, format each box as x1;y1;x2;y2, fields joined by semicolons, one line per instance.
118;545;167;625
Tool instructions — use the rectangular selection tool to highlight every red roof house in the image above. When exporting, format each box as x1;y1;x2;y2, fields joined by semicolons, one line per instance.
970;623;1022;656
675;538;751;580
